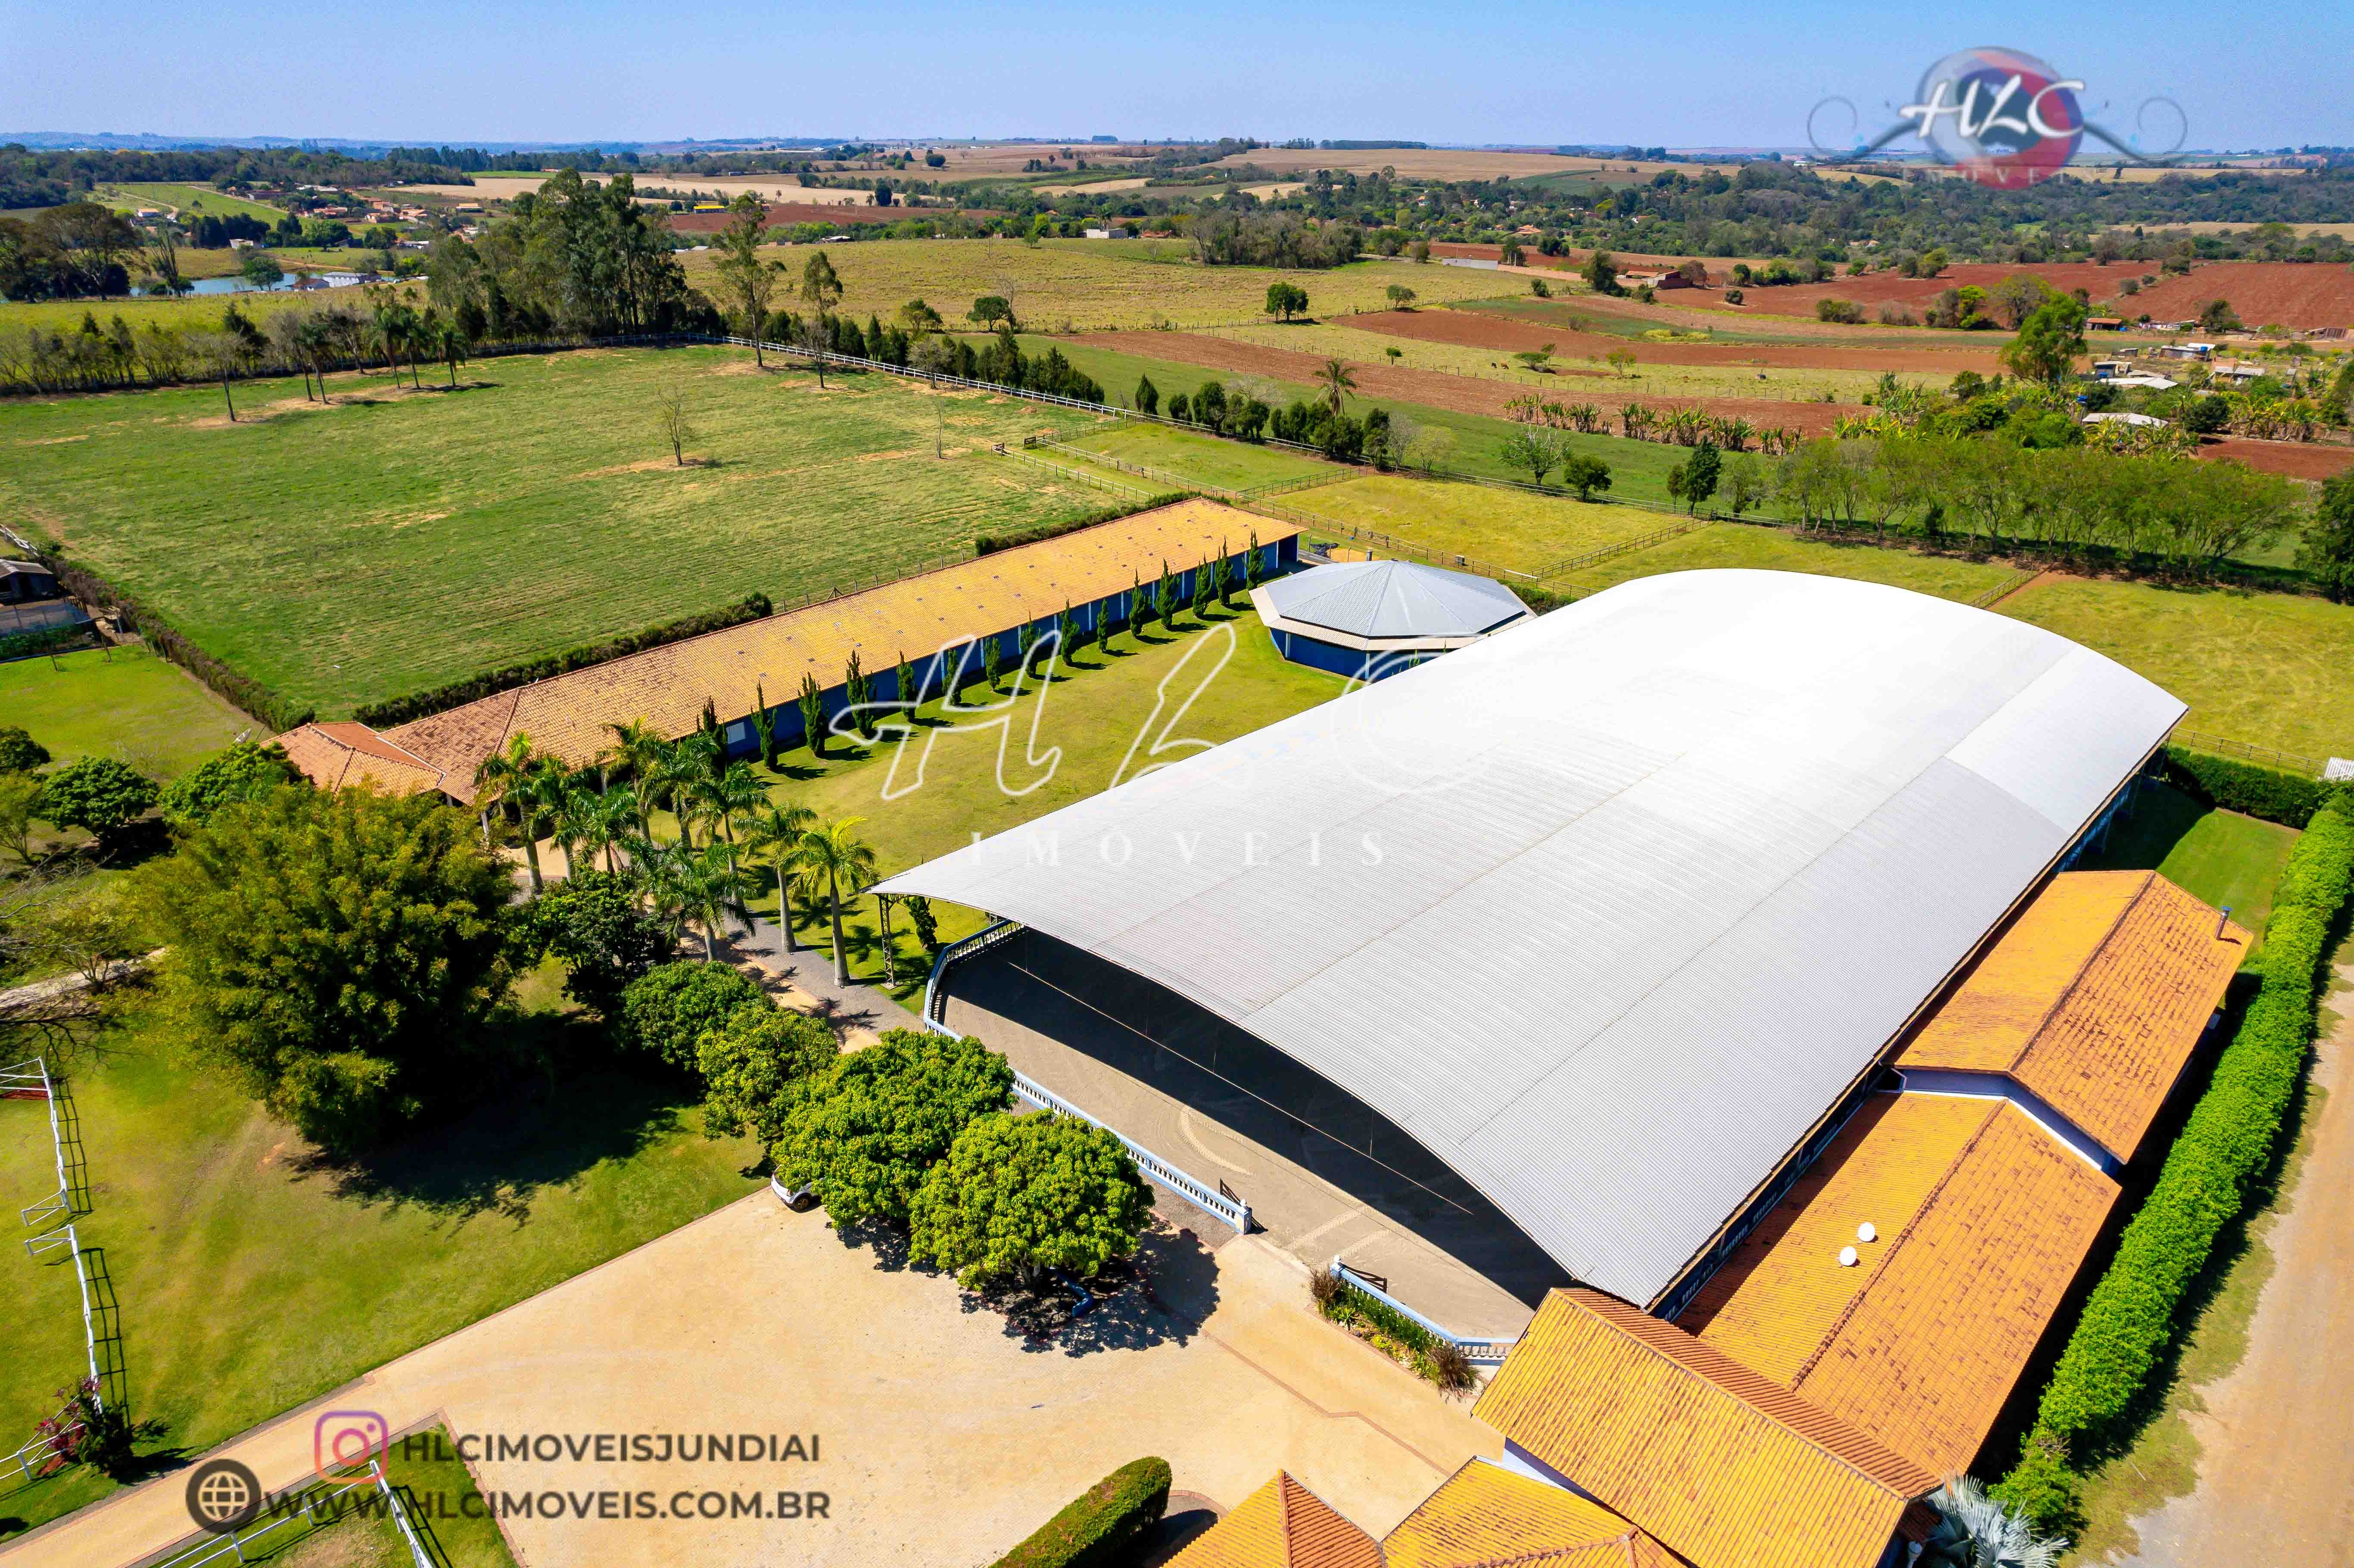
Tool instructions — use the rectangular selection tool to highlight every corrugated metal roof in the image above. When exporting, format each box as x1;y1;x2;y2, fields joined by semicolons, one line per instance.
876;569;2185;1304
1262;559;1530;640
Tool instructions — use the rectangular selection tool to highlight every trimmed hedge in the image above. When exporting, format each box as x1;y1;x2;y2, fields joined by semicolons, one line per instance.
34;548;311;731
2161;745;2329;828
975;494;1191;558
1994;799;2354;1533
353;592;773;728
988;1456;1171;1568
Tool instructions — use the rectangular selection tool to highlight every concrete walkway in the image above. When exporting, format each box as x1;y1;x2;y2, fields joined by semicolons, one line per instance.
2114;950;2354;1565
2;1196;1495;1568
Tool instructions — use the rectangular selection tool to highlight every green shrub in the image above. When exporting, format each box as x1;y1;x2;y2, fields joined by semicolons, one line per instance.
2161;746;2326;828
617;961;770;1071
0;725;49;774
987;1456;1171;1568
777;1028;1013;1226
1995;800;2354;1533
37;756;159;845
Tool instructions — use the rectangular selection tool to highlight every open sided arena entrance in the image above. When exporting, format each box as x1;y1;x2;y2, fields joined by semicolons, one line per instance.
940;928;1566;1338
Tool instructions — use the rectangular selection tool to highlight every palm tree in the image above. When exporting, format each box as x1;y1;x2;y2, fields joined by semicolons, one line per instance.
696;760;769;887
661;842;748;961
473;734;551;894
789;817;878;987
1318;357;1357;417
567;785;635;876
656;732;720;850
602;719;669;837
1916;1476;2061;1568
744;799;817;952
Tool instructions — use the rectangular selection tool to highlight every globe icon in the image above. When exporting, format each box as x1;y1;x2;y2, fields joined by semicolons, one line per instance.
1910;47;2083;189
185;1459;262;1532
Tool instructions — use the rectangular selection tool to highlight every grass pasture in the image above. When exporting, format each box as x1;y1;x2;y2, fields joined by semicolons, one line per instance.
1559;521;2024;604
2077;783;2303;959
1997;575;2354;762
1277;474;1674;576
675;238;1514;333
1059;421;1340;492
0;345;1108;715
94;182;286;225
0;279;402;336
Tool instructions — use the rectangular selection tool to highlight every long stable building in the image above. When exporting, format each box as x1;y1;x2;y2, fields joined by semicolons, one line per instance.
276;500;1295;800
883;569;2249;1568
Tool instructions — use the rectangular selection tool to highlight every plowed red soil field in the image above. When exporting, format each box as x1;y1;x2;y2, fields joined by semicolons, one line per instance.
1073;331;1859;435
1706;261;2354;331
1355;307;2008;375
2198;437;2354;479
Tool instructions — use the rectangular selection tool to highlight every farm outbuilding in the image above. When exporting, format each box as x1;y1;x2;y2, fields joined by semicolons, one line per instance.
1249;558;1532;681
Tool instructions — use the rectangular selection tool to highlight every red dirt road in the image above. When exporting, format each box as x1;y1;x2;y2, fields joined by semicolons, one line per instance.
1353;307;2009;375
1074;330;1859;434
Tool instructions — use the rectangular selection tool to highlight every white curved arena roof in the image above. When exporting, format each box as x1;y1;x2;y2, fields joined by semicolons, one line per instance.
879;570;2185;1305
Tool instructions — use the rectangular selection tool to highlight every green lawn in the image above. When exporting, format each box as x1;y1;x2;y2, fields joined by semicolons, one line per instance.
1559;521;2024;602
1278;474;1677;577
721;601;1348;993
0;345;1109;716
97;183;286;225
0;646;255;772
2077;783;2304;961
1059;421;1339;493
1996;576;2354;762
0;1042;760;1537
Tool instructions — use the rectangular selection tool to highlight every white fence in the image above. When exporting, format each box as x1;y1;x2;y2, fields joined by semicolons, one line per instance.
919;922;1252;1233
1330;1258;1520;1365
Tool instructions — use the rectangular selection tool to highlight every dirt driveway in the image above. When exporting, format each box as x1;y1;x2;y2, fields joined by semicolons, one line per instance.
2113;949;2354;1565
3;1196;1493;1568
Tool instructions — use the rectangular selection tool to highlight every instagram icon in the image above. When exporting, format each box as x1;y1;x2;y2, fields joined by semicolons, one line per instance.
314;1409;390;1480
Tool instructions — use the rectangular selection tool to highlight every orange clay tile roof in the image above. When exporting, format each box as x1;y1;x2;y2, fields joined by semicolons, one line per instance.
1896;870;2249;1163
1473;1288;1937;1568
1383;1459;1683;1568
275;722;456;800
1682;1094;2118;1476
375;499;1292;790
1167;1471;1383;1568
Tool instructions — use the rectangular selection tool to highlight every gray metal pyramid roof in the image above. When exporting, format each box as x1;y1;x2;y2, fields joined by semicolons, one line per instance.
1263;559;1529;641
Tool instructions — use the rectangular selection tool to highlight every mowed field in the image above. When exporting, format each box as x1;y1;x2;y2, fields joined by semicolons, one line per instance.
0;345;1108;715
1997;574;2354;761
1277;475;1673;575
676;238;1516;331
1059;420;1340;491
93;181;284;224
0;277;406;335
1693;260;2354;331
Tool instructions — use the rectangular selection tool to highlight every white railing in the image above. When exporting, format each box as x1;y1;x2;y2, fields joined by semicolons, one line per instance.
24;1223;101;1398
147;1456;433;1568
1330;1258;1520;1365
5;1057;69;1226
918;921;1252;1233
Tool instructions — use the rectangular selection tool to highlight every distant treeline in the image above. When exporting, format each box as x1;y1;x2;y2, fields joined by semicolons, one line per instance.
0;143;471;210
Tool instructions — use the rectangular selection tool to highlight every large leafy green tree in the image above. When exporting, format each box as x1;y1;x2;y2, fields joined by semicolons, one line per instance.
37;758;158;849
526;868;672;1017
697;1006;841;1168
712;194;782;364
2001;294;2090;384
908;1112;1154;1288
157;741;300;831
777;1029;1013;1226
618;959;769;1070
2298;473;2354;604
137;789;515;1154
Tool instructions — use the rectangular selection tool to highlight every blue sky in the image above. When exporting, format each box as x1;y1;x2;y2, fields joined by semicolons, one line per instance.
4;0;2347;150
